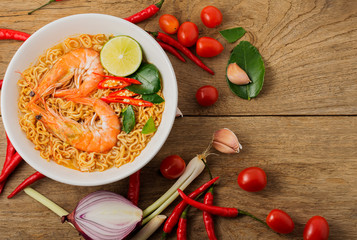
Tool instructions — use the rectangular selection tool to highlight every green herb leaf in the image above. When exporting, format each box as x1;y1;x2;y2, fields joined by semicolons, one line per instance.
126;63;161;94
122;105;135;133
121;106;128;113
142;94;165;104
219;27;246;43
226;41;265;100
142;117;156;134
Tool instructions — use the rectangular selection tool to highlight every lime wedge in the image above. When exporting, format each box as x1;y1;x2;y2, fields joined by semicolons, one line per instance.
100;36;142;77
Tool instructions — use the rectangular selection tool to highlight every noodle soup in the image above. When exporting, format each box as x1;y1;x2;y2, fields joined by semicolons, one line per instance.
18;34;165;172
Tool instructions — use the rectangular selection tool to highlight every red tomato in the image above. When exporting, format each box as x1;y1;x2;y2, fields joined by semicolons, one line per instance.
177;22;199;47
160;155;186;179
159;14;179;34
196;37;224;58
237;167;267;192
200;6;223;28
303;216;329;240
266;209;295;234
196;85;219;107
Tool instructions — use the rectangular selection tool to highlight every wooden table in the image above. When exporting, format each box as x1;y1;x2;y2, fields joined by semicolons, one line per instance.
0;0;356;239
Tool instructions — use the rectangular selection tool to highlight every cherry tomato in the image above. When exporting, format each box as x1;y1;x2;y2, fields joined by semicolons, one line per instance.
196;37;224;58
237;167;267;192
303;216;329;240
159;14;180;34
177;22;199;47
266;209;295;234
200;6;223;28
160;155;186;180
196;85;219;107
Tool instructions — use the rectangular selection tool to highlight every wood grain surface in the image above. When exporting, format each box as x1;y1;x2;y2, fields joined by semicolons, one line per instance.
0;0;356;239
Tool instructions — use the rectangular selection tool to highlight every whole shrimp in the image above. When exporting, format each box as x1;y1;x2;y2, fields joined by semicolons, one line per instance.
29;97;120;153
29;48;104;106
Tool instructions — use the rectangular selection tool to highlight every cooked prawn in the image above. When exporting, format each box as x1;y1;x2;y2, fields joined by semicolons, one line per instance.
29;98;120;153
29;48;104;106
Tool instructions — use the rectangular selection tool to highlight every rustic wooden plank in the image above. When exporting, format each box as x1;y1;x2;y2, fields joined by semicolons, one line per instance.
1;0;357;116
0;0;356;239
0;116;356;239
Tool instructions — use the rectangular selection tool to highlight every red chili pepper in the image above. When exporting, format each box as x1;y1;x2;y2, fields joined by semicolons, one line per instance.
127;170;140;206
149;31;214;75
178;190;270;232
0;135;16;194
7;171;45;199
94;73;142;85
101;96;153;107
108;89;138;98
0;79;3;89
178;189;238;217
203;186;218;240
178;188;269;229
0;29;30;41
98;79;132;89
28;0;63;15
157;41;186;63
163;177;219;235
0;152;23;183
177;207;189;240
124;0;165;24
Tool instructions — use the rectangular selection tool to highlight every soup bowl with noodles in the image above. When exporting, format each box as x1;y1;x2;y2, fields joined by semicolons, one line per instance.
1;14;177;186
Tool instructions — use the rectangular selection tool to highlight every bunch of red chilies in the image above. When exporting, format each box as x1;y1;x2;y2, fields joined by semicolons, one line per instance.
163;177;221;240
0;135;45;199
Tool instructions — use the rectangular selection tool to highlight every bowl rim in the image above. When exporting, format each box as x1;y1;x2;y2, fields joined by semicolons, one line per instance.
1;13;178;186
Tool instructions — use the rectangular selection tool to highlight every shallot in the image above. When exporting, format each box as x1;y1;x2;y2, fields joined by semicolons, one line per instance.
61;191;142;240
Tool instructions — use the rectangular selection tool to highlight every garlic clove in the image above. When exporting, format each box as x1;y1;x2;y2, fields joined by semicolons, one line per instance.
175;107;183;118
212;141;238;154
227;62;251;85
212;128;242;154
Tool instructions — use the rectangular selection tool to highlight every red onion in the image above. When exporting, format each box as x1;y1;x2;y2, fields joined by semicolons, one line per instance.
61;191;142;240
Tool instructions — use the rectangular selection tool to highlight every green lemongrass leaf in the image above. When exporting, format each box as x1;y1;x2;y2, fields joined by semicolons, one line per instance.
131;215;167;240
142;117;156;134
219;27;246;43
126;63;161;94
142;162;195;218
142;156;206;224
122;105;135;133
142;93;165;104
24;188;74;228
226;41;265;100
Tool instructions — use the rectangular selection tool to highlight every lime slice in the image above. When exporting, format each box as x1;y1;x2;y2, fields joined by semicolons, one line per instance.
100;36;142;77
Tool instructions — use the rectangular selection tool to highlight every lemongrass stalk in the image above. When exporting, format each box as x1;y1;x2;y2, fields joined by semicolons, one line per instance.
142;155;206;224
142;158;196;217
24;187;74;228
131;215;167;240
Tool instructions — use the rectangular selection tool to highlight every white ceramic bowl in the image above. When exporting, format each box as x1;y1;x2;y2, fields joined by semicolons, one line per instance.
1;14;177;186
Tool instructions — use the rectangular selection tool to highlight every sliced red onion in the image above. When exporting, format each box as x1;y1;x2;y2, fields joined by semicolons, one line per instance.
62;191;142;240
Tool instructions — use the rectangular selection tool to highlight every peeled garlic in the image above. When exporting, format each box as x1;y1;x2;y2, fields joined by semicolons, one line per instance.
175;107;183;118
212;128;242;154
227;62;251;85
